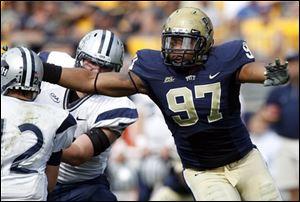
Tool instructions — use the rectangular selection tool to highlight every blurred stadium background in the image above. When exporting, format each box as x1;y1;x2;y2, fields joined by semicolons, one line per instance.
1;1;299;201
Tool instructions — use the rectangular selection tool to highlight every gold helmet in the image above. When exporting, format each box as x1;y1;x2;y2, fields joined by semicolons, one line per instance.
162;7;214;69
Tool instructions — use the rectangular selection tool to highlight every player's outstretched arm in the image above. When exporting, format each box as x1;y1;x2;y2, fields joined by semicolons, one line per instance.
237;58;289;86
61;67;96;93
43;63;147;96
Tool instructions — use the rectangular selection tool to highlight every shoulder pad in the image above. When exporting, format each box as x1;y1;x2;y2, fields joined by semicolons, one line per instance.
39;51;75;67
212;40;245;62
136;49;162;65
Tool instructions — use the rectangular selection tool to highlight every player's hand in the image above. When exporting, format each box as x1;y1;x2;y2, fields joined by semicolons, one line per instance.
264;58;289;86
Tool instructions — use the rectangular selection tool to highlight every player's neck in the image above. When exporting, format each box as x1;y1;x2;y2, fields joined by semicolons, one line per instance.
175;66;201;75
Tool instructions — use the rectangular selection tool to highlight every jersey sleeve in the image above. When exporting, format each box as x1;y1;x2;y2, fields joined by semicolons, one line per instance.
129;50;163;86
53;113;77;152
235;40;255;68
231;40;255;72
215;40;255;73
89;97;138;135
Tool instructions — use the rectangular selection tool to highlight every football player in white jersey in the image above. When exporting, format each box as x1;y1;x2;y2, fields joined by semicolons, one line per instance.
1;47;77;201
36;29;138;201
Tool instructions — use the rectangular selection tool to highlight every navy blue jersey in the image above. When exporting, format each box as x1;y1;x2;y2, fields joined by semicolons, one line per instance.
131;40;256;169
266;84;299;139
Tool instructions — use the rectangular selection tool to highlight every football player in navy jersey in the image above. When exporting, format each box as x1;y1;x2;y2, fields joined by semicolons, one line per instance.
43;7;289;200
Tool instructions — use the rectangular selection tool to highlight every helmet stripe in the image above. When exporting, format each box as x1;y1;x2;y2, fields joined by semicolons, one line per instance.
98;30;106;54
18;47;27;86
29;50;36;86
23;47;33;87
100;30;111;56
106;32;114;56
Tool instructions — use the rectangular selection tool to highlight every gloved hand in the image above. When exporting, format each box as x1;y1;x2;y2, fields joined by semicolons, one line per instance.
264;58;289;86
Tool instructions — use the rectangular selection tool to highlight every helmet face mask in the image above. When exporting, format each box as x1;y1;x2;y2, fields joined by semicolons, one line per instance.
161;7;214;70
1;47;43;101
76;52;116;71
162;31;207;68
75;30;124;72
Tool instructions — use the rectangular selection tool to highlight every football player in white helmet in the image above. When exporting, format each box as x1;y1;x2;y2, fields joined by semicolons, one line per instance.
36;29;138;201
1;47;76;201
42;7;288;201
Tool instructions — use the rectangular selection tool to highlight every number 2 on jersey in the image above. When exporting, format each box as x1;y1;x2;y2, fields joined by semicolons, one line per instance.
166;83;223;126
1;120;44;174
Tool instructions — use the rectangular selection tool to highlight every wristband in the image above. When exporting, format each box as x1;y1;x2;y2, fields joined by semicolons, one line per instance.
42;62;62;84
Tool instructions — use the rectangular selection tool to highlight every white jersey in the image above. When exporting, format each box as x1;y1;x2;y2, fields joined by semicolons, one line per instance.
35;51;138;183
1;95;76;201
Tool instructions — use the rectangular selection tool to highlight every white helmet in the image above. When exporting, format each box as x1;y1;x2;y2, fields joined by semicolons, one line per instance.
1;47;43;100
75;29;124;72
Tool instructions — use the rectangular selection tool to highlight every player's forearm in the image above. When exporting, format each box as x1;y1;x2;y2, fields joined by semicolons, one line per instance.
238;62;265;83
43;63;96;93
62;144;85;166
43;63;142;96
96;72;139;96
60;68;96;94
62;135;94;166
238;59;289;86
45;165;59;192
